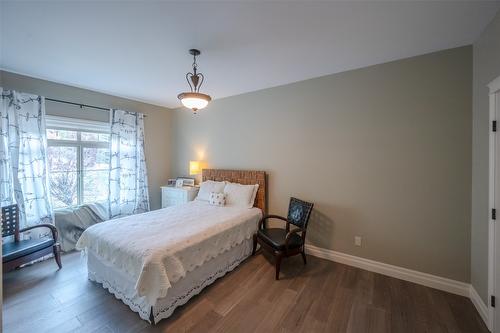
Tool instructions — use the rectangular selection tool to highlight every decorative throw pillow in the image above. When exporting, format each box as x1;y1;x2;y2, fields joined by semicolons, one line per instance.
209;192;226;206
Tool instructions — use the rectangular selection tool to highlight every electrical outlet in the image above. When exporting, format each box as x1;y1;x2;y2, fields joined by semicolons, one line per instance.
354;236;362;247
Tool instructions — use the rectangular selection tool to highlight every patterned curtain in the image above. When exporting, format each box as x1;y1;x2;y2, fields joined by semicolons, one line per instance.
0;88;53;235
109;109;149;219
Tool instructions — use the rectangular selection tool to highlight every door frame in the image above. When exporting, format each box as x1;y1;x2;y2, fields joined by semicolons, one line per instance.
488;75;500;332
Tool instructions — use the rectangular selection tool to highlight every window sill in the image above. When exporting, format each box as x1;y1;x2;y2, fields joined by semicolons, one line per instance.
53;201;108;212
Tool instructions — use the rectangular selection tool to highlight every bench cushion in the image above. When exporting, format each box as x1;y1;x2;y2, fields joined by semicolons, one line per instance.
258;228;303;250
2;238;54;262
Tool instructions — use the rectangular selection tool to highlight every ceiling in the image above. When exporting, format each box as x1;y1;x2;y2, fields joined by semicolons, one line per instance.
1;1;499;109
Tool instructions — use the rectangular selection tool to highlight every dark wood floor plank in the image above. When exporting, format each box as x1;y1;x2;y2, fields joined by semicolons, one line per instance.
388;277;424;332
187;310;223;333
371;271;393;311
2;251;488;333
426;288;463;332
161;298;216;332
352;268;374;304
210;262;277;332
445;291;489;332
205;255;265;315
4;301;83;333
280;258;331;332
346;303;389;333
326;285;356;332
3;292;61;327
255;289;298;333
297;264;345;333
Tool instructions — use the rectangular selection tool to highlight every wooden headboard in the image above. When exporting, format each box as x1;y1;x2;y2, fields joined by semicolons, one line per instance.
202;169;267;213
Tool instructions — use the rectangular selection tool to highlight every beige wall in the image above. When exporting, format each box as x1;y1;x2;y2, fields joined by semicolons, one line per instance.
0;70;173;210
472;10;500;303
0;46;474;283
171;46;472;282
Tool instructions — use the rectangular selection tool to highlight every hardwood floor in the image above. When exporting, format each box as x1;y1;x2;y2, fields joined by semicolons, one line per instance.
3;251;488;333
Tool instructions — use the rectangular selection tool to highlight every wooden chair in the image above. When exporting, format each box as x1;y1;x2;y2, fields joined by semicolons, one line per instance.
2;204;62;272
252;197;314;280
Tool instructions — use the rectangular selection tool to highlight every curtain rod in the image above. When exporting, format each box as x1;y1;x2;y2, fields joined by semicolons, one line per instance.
45;98;147;117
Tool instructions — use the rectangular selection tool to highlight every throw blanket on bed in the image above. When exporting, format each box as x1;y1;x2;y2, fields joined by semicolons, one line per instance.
55;203;108;252
76;201;261;306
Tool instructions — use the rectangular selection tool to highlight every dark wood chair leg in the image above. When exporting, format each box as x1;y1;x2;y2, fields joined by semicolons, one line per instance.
275;252;283;280
252;234;257;255
149;306;156;325
301;249;307;265
53;244;62;269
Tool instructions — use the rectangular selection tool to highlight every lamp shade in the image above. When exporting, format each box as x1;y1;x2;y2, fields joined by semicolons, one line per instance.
189;161;202;175
178;92;211;112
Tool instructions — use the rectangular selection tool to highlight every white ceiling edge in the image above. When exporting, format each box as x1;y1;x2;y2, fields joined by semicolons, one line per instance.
0;67;173;110
2;41;472;112
2;1;498;109
170;43;473;111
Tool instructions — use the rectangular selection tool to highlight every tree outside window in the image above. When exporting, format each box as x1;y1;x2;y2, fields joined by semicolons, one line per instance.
47;127;110;209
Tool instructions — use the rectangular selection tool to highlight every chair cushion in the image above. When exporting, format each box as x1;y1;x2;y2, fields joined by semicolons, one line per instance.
258;228;303;250
2;238;54;263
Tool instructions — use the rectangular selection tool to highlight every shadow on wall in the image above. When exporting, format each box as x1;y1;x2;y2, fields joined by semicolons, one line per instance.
306;208;336;249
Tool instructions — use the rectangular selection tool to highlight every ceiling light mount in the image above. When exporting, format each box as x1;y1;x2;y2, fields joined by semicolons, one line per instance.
177;49;212;114
189;48;200;57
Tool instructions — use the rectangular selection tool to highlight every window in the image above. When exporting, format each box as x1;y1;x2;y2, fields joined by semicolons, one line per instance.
46;116;110;209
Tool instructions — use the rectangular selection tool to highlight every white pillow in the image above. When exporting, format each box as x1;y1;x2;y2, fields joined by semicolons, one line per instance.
196;180;226;201
224;182;259;208
209;192;226;207
250;183;259;207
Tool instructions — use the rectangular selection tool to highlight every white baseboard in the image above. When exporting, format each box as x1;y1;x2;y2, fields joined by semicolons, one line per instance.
469;285;490;330
305;244;470;296
305;244;491;330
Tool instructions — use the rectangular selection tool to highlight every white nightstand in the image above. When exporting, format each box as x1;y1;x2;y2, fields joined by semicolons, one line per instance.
161;186;199;208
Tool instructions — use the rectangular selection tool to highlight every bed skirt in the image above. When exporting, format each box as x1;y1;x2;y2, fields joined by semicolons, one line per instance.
86;239;253;324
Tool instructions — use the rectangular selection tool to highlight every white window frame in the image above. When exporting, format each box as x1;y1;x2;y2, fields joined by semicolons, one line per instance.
46;116;110;208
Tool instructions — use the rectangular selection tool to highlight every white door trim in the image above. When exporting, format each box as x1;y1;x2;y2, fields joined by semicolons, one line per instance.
489;76;500;94
488;75;500;332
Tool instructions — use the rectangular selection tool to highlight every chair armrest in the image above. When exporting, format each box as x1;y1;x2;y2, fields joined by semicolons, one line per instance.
284;228;304;253
19;224;58;241
258;214;288;230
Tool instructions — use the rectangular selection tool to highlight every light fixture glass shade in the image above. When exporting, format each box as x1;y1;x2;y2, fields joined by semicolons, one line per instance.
178;92;211;111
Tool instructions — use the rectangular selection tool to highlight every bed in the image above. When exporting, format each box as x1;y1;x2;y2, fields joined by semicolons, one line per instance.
76;169;267;324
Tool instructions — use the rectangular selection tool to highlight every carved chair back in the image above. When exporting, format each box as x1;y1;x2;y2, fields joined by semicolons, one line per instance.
287;197;314;231
2;204;20;242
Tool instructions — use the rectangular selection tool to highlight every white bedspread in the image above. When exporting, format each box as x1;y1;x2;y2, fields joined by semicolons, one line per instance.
76;201;261;305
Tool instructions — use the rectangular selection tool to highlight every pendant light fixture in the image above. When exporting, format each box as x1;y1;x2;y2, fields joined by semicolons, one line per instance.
177;49;212;114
